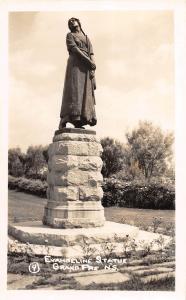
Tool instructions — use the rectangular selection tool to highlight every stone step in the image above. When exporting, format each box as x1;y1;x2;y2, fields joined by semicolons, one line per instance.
65;268;117;278
140;271;175;284
120;265;149;271
152;261;175;268
133;267;174;276
8;221;139;247
74;271;130;287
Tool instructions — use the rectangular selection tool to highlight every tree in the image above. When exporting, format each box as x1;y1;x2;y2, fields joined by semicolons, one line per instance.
8;148;25;177
101;137;125;178
122;148;141;180
25;145;47;178
42;146;49;163
125;121;174;181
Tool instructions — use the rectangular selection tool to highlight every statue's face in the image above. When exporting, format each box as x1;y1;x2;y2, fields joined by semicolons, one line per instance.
69;19;79;30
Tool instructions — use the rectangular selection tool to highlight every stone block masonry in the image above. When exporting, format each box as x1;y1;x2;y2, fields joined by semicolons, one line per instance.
43;128;105;228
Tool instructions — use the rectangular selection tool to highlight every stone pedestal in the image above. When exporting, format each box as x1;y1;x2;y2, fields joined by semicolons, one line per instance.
42;128;105;228
8;221;171;258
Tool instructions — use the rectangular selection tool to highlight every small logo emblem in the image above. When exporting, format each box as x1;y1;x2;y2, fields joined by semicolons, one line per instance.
28;262;40;274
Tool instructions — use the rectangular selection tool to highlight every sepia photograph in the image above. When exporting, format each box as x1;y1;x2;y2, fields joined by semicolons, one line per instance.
1;0;184;295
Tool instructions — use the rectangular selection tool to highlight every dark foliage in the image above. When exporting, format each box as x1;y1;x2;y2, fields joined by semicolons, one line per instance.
8;175;175;209
8;175;47;198
101;137;125;178
102;178;175;209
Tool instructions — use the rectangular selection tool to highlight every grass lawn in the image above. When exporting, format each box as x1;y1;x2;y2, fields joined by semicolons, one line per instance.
8;190;175;231
8;190;47;222
104;206;175;230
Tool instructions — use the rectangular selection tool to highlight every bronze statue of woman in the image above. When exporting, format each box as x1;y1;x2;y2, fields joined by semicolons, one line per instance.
59;17;97;129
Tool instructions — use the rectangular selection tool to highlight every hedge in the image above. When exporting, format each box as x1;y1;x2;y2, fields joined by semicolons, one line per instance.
8;175;47;198
102;178;175;209
8;176;175;209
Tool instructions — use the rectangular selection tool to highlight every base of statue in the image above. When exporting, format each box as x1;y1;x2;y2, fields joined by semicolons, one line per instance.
8;221;171;258
42;128;105;228
8;221;139;257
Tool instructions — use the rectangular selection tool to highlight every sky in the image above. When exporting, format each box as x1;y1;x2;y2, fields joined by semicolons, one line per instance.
9;10;174;152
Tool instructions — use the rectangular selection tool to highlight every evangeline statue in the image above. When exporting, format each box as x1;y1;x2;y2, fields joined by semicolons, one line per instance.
59;17;97;129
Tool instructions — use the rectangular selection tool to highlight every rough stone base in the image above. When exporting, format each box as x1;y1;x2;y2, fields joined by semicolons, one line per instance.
8;221;171;258
8;221;139;247
42;202;105;228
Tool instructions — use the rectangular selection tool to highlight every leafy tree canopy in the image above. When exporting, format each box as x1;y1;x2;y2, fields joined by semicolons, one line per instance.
125;121;174;181
101;137;125;178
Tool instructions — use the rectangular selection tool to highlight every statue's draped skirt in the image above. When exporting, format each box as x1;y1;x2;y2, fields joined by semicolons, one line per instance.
60;32;97;126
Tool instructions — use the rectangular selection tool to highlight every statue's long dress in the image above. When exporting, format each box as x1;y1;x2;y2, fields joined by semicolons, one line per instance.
60;32;97;126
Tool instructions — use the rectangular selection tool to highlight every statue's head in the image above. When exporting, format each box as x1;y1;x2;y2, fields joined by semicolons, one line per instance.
68;17;81;31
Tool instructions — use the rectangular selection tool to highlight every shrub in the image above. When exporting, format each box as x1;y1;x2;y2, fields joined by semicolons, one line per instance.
9;175;175;210
8;175;47;197
102;177;175;209
8;176;23;190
